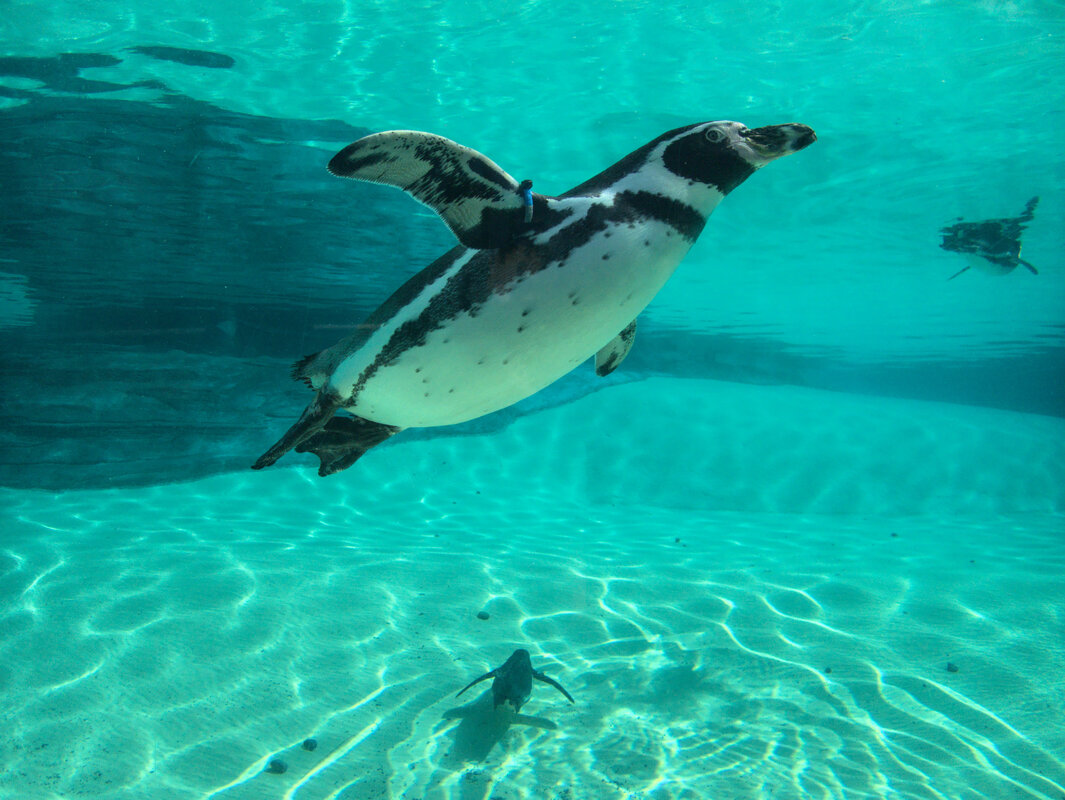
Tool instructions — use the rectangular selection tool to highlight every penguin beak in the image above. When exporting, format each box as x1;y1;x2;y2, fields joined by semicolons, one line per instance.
744;124;817;159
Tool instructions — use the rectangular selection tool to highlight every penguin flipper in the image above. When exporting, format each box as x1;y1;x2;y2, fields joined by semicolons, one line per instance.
294;416;402;477
1019;258;1038;275
533;670;575;704
595;319;637;377
329;131;530;249
947;265;971;281
456;669;496;698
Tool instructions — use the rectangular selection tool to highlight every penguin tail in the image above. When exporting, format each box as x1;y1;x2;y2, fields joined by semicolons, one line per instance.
291;351;327;389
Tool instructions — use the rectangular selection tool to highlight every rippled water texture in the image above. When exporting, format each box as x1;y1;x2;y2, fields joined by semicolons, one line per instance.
1;0;1063;798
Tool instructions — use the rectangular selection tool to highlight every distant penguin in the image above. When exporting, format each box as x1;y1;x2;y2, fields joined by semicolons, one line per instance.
456;649;574;712
940;196;1039;280
253;120;816;475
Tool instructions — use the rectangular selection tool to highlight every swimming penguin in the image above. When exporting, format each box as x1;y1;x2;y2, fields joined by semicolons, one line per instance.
940;196;1039;280
253;120;816;475
456;649;574;712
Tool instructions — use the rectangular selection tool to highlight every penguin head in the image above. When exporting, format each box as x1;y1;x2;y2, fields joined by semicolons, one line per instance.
662;120;816;195
741;123;817;162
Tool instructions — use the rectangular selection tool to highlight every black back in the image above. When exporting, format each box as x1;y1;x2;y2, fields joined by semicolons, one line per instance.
456;648;574;712
940;196;1039;273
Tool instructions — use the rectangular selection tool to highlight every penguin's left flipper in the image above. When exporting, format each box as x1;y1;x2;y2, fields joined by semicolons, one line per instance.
533;670;575;704
294;416;403;477
328;131;536;250
456;669;496;698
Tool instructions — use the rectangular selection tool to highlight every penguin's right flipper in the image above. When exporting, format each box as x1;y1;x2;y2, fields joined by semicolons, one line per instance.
1019;257;1039;276
328;131;536;249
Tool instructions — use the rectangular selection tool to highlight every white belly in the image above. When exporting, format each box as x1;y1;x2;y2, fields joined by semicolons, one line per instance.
332;220;692;427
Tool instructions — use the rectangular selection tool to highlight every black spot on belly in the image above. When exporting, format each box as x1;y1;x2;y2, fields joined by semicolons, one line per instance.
521;309;531;317
602;254;610;260
572;297;581;306
502;358;510;365
414;367;422;373
517;325;525;332
643;240;650;247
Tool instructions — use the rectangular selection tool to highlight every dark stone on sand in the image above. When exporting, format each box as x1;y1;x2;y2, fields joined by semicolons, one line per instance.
302;738;317;751
265;759;287;774
476;611;490;621
946;662;959;673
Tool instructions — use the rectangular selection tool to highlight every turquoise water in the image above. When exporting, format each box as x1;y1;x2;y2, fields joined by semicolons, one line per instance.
2;1;1064;798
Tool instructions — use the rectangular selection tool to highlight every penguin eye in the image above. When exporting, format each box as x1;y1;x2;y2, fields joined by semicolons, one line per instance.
704;128;726;143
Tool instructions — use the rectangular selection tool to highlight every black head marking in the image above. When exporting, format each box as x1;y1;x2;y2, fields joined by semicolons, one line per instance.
662;127;755;194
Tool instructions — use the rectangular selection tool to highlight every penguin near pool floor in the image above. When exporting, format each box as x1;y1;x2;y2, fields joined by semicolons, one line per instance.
442;649;574;764
456;649;575;713
252;119;816;477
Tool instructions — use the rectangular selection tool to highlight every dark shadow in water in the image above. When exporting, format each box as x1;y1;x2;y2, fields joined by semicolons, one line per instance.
437;692;558;765
129;46;236;69
0;53;163;95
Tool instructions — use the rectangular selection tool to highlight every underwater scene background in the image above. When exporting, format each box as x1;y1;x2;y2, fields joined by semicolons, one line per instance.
1;1;1063;798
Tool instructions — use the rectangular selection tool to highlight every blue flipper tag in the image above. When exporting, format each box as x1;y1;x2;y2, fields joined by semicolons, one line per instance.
519;179;533;224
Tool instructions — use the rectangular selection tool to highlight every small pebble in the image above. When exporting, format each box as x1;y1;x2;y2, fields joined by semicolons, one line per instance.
476;611;490;621
946;662;959;673
302;738;317;752
265;759;287;774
